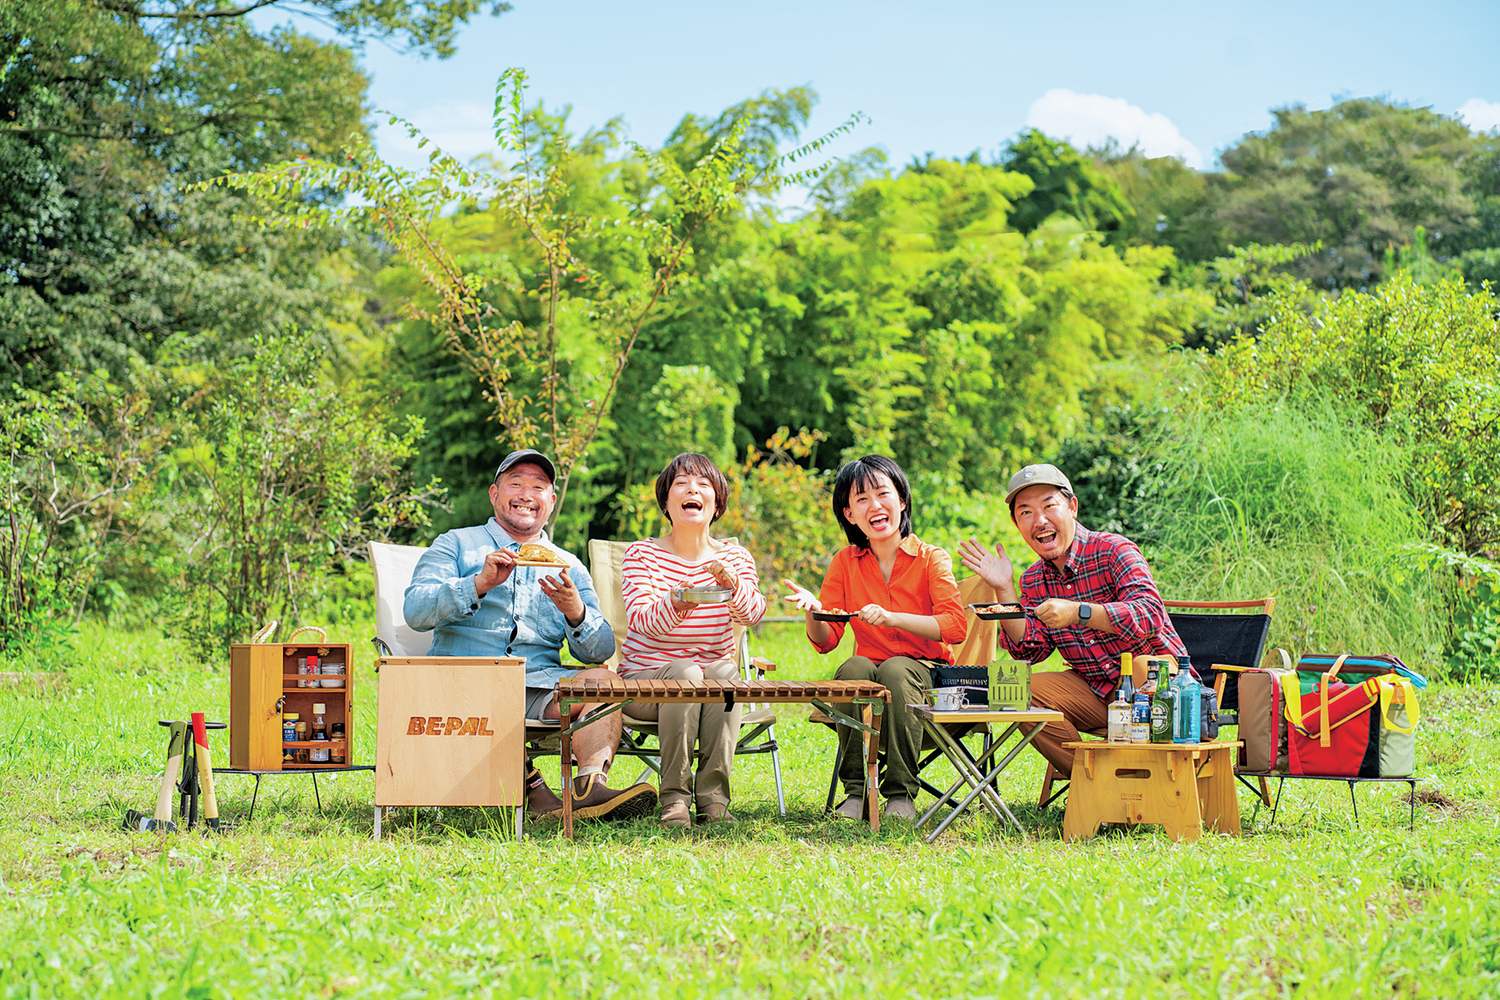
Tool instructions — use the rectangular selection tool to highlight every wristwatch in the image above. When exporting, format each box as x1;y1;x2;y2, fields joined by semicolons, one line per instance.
1077;602;1092;624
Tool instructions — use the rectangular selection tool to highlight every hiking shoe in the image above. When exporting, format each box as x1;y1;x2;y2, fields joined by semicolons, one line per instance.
570;775;658;821
882;796;916;821
525;767;562;818
659;800;692;829
834;795;865;821
697;802;736;824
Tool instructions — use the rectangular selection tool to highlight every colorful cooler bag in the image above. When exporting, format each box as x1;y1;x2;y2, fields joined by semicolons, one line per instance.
1281;653;1420;778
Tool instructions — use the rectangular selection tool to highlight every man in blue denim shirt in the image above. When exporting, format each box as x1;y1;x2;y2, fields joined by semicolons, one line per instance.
405;449;657;821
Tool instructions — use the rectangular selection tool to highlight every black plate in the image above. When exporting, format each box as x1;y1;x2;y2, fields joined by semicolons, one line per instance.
812;611;855;622
969;602;1026;620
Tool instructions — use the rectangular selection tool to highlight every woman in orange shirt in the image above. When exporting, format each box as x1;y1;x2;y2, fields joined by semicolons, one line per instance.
784;455;967;821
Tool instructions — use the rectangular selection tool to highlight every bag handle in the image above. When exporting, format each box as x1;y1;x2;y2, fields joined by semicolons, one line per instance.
1378;677;1420;733
1319;653;1350;748
1263;647;1292;671
249;620;278;644
286;625;327;644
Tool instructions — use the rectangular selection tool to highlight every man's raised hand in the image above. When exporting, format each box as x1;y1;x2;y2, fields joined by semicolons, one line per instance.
959;538;1015;594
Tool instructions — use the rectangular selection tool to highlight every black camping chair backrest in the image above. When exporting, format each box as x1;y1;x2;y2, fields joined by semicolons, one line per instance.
1167;612;1272;713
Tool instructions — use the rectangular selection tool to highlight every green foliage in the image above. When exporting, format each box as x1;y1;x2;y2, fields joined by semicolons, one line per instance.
0;0;408;389
1215;98;1480;287
1210;274;1500;556
0;373;164;653
160;332;443;648
221;71;866;539
1147;397;1449;666
1000;129;1134;238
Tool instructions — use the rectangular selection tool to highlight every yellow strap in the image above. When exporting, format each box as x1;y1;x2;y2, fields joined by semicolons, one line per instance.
1378;677;1420;733
1318;654;1349;748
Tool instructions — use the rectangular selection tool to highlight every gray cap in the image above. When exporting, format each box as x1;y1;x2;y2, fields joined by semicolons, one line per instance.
1004;463;1073;504
494;448;556;483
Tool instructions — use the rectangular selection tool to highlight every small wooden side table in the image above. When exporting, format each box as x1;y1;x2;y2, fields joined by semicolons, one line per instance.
1061;740;1244;842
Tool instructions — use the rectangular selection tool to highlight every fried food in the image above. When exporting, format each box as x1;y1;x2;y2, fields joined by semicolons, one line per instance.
516;543;564;564
975;603;1022;614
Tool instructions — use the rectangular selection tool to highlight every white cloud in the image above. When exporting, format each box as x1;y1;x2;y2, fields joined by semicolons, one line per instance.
1024;89;1204;169
1457;98;1500;133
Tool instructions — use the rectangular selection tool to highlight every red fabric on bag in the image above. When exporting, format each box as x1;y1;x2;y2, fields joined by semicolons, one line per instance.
1287;682;1376;777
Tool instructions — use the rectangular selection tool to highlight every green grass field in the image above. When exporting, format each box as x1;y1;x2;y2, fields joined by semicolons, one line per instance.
2;620;1498;998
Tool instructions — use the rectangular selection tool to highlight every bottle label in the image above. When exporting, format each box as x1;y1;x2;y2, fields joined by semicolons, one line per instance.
1107;704;1131;742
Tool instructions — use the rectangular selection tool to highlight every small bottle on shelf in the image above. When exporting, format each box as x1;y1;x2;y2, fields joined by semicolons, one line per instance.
331;722;346;765
310;704;330;763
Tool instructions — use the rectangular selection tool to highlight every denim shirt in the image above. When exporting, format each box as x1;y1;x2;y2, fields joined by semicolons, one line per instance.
403;519;615;689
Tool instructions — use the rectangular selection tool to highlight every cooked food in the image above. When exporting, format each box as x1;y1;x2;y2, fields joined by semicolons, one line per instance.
821;607;851;615
975;603;1022;614
516;543;564;564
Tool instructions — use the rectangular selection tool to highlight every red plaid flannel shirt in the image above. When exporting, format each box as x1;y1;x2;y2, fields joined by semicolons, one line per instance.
998;525;1187;700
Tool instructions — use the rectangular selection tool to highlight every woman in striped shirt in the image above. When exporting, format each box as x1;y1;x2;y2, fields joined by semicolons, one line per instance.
619;453;768;828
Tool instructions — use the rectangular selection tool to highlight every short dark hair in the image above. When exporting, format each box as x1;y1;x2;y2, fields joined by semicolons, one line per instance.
1008;485;1075;519
832;455;913;549
655;453;731;524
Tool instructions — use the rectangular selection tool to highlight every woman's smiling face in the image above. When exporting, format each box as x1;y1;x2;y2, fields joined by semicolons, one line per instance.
843;472;905;543
665;472;717;526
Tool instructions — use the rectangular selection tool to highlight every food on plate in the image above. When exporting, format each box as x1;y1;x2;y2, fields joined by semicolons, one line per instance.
516;543;564;564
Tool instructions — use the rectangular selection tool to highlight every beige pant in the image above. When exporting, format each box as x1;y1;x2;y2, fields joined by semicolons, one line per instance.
625;658;741;810
1023;668;1111;776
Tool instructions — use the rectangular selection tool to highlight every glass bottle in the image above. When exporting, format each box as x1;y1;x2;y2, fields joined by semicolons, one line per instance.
1176;655;1202;744
1108;654;1133;743
310;704;330;763
330;722;346;765
1149;661;1176;743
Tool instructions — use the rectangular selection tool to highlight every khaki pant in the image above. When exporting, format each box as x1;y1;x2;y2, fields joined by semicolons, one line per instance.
625;658;740;811
1023;668;1110;776
833;655;931;801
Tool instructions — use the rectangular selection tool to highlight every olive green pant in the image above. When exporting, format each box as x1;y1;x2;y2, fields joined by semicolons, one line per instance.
833;655;931;801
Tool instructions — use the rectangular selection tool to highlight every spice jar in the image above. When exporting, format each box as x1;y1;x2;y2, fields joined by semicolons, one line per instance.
309;704;330;763
330;722;346;765
294;717;310;763
282;713;299;744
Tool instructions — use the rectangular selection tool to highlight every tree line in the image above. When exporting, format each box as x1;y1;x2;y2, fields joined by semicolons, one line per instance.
3;3;1498;673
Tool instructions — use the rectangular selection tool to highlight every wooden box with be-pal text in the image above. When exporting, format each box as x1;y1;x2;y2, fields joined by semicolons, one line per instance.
374;656;526;808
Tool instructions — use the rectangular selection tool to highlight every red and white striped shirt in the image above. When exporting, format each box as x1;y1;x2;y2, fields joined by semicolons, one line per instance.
618;539;767;675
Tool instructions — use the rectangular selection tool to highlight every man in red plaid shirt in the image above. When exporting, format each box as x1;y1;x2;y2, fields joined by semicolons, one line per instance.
960;464;1186;778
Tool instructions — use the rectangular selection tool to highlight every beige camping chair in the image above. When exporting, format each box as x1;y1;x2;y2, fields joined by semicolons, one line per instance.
587;538;787;815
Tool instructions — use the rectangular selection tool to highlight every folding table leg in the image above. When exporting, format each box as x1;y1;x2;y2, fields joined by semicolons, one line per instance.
863;703;882;832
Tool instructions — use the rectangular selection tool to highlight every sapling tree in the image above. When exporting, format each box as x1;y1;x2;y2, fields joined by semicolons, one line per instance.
213;68;863;530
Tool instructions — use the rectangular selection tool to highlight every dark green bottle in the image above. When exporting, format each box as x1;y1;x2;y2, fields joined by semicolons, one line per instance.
1149;659;1176;743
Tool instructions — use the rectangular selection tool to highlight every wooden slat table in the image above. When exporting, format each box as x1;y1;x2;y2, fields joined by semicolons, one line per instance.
1061;740;1244;842
907;706;1065;842
555;677;891;838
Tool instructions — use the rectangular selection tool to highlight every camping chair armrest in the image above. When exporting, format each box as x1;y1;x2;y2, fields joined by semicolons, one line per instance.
751;656;777;674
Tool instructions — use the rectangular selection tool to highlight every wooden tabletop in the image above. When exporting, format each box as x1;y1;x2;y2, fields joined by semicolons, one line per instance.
908;705;1065;724
555;677;890;703
1062;740;1243;751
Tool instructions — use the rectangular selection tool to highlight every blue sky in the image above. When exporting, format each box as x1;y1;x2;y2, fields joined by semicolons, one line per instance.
262;0;1500;186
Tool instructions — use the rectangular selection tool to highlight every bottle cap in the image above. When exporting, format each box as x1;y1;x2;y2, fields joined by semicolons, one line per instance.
285;713;299;720
308;655;319;665
314;703;326;714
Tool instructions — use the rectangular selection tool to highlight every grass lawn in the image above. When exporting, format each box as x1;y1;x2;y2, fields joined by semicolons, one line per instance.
2;618;1498;998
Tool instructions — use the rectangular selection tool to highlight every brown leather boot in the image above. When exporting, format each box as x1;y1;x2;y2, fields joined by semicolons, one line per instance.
525;765;562;818
568;774;658;821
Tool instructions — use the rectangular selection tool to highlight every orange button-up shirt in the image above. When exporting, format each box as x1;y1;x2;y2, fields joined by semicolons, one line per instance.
812;534;968;665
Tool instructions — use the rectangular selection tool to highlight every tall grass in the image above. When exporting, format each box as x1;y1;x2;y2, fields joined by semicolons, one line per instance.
1147;395;1448;669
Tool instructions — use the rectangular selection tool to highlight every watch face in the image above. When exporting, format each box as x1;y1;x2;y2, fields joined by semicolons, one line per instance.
1078;603;1091;621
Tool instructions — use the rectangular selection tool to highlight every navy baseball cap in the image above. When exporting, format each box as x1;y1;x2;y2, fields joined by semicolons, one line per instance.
494;449;556;483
